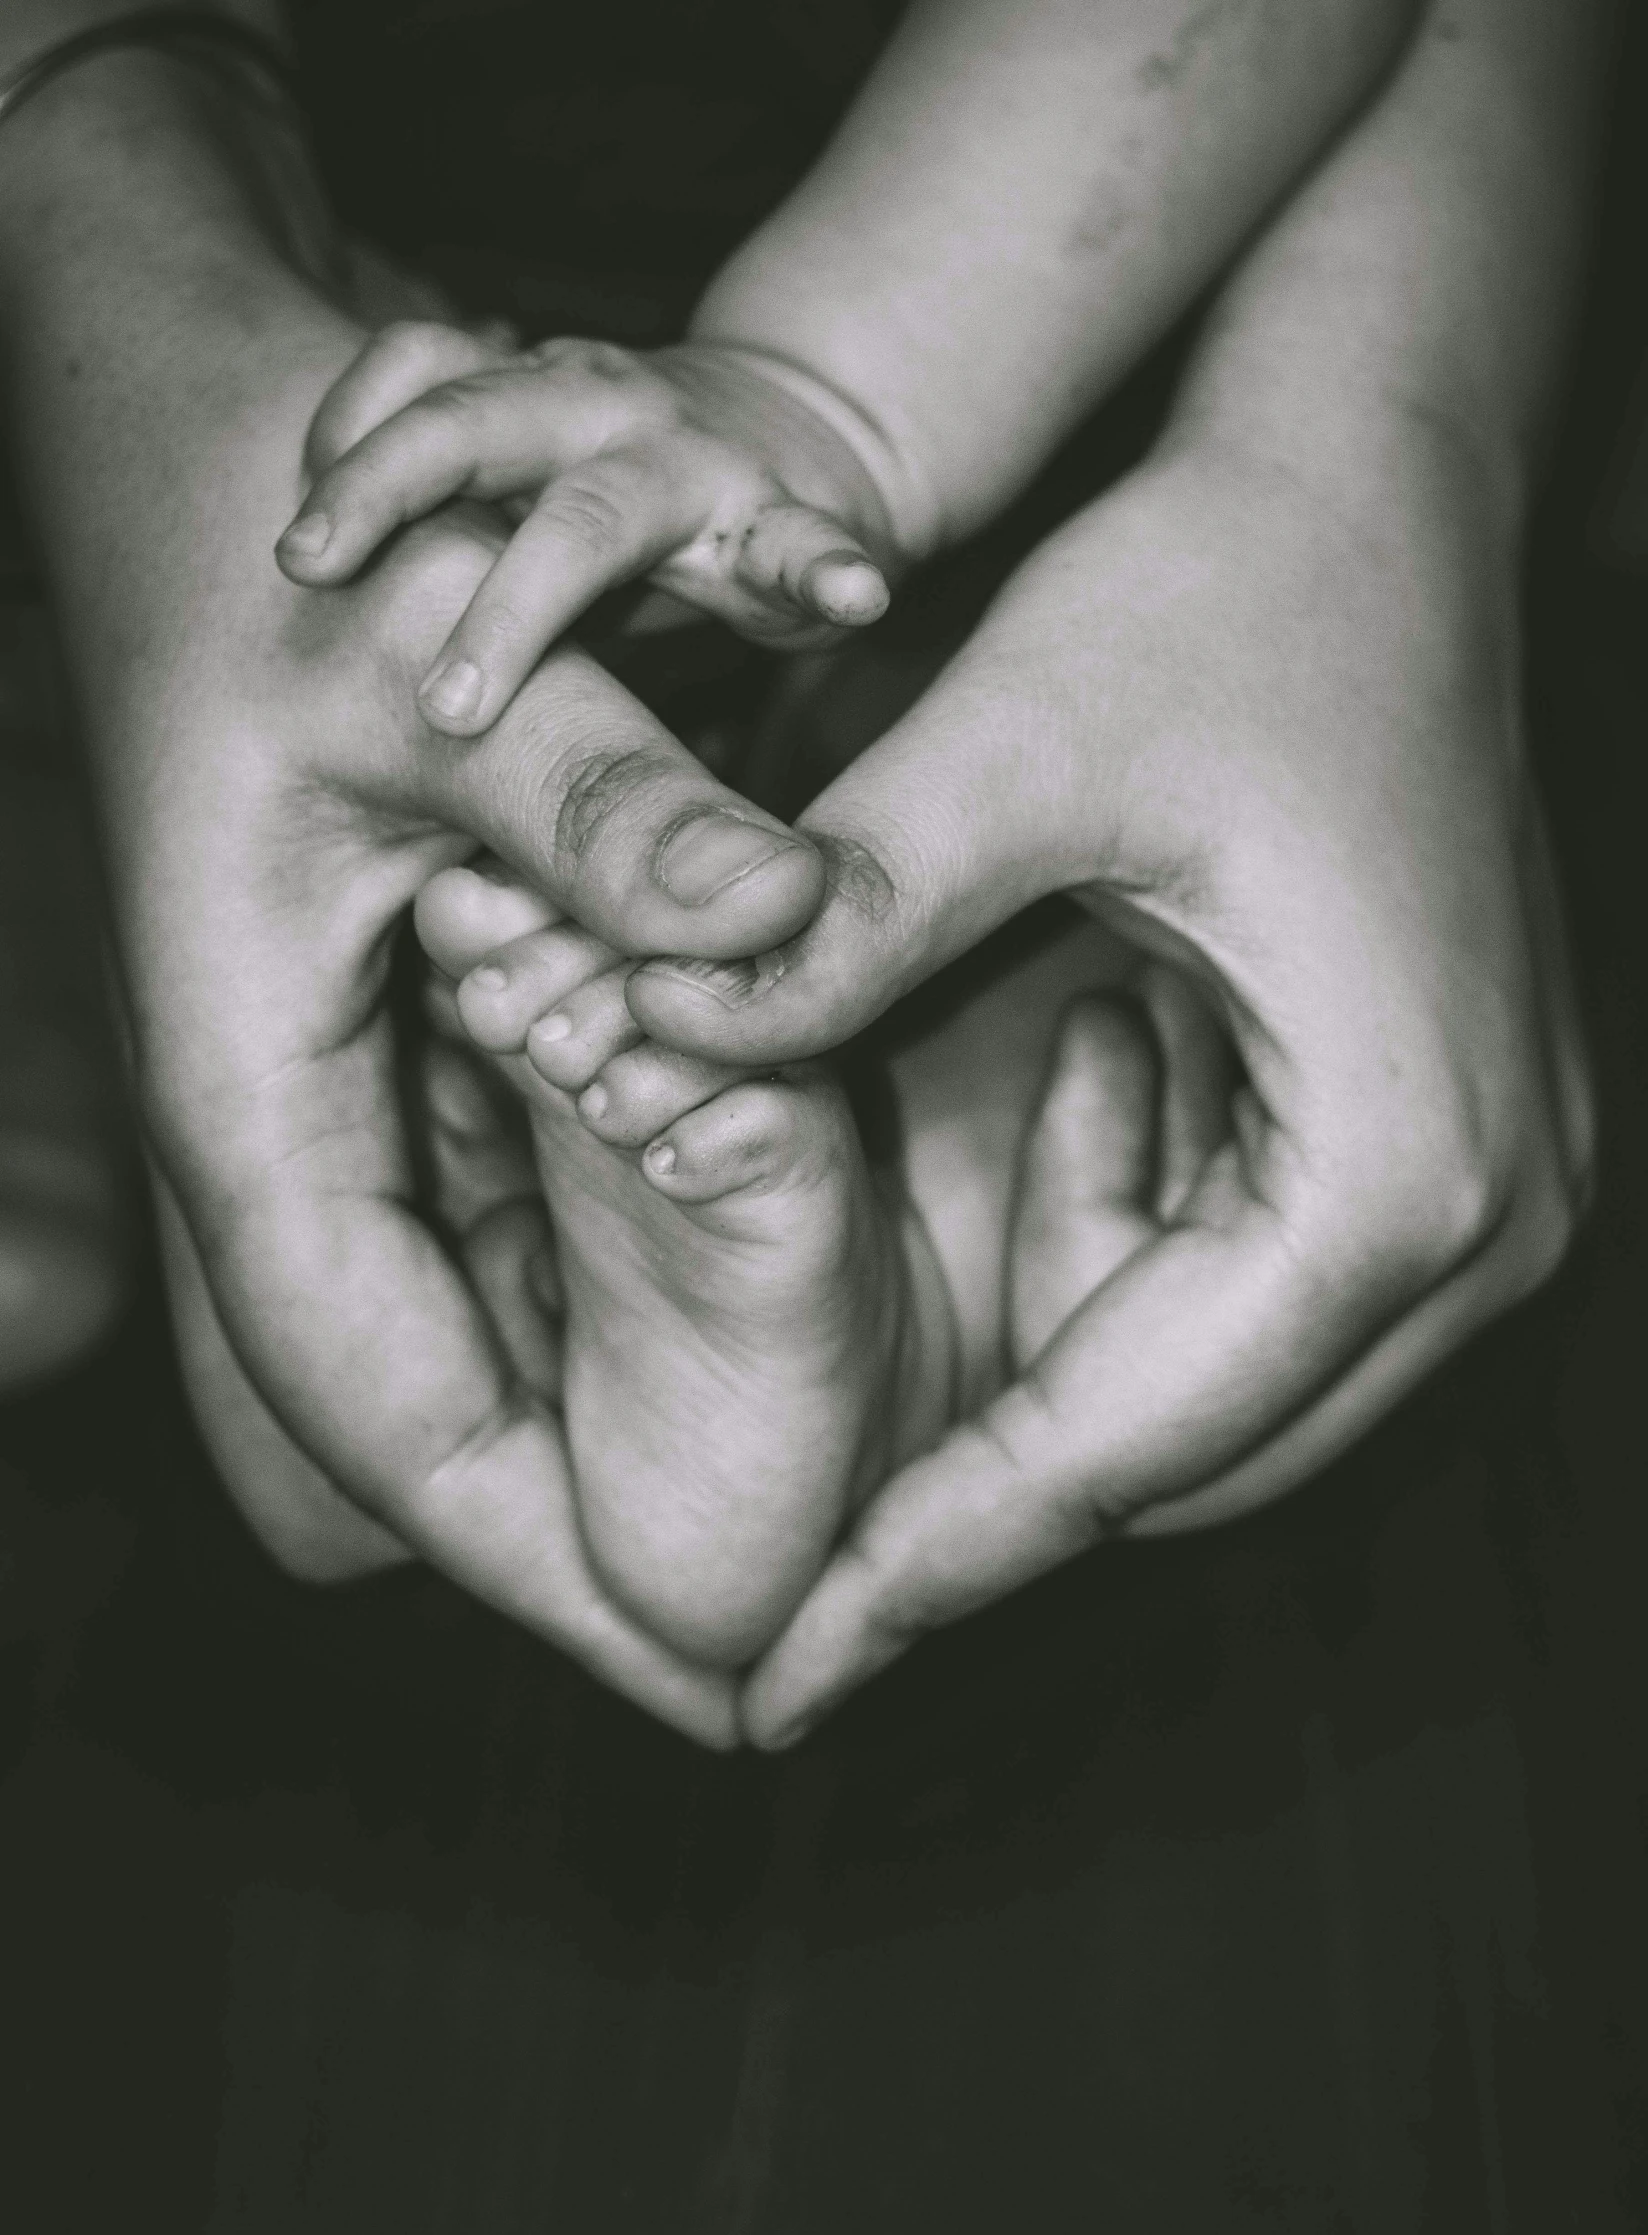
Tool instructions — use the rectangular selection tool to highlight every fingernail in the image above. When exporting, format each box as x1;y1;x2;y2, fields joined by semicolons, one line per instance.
468;963;508;994
657;814;795;907
636;954;769;1008
422;658;484;724
806;554;889;625
578;1083;608;1122
530;1011;571;1045
279;512;332;562
644;1139;677;1176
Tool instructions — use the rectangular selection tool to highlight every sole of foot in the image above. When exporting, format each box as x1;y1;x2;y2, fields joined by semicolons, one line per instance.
415;863;948;1667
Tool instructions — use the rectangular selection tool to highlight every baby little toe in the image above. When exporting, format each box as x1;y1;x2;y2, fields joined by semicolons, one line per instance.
641;1074;835;1206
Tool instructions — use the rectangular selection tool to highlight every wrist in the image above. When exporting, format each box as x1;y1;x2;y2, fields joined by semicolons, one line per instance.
677;325;942;569
1163;348;1528;583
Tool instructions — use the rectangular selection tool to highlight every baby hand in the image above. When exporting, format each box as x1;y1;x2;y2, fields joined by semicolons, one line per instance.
276;323;897;736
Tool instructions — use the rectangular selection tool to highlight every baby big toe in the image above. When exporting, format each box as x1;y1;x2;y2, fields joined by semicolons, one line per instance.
457;921;619;1053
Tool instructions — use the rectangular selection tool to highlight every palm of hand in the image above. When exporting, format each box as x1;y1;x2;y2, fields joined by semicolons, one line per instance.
696;443;1593;1740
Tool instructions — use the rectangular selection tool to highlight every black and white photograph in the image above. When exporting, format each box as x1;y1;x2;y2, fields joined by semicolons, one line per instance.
1;1;1644;2225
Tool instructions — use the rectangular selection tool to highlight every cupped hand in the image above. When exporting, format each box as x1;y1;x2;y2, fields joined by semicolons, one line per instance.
620;434;1594;1744
46;306;859;1746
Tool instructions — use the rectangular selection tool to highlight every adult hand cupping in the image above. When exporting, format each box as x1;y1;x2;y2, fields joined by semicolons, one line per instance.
622;0;1604;1742
12;184;835;1740
626;429;1593;1744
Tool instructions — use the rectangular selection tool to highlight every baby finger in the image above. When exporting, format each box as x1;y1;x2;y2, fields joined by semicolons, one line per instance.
418;446;709;735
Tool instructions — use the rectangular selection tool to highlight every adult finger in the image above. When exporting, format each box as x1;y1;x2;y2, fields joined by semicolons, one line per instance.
626;619;1099;1062
154;1175;410;1583
1006;994;1160;1365
1138;962;1238;1221
407;618;827;963
148;949;738;1747
200;1149;739;1748
343;511;827;964
743;1034;1584;1748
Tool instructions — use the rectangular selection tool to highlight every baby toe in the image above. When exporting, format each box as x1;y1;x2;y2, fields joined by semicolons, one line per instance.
529;964;644;1095
458;922;618;1053
573;1042;745;1150
641;1072;839;1205
414;861;559;979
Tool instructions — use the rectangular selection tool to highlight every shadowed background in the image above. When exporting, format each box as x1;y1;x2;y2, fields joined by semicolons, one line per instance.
2;4;1644;2226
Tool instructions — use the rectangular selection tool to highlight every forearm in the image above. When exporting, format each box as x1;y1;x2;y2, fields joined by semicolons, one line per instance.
691;0;1422;553
1165;0;1613;543
0;0;280;72
0;20;362;676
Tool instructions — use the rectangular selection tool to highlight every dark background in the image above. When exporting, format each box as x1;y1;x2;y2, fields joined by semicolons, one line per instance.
3;5;1645;2227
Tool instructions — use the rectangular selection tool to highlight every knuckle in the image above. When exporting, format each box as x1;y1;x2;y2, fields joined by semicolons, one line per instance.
544;478;630;554
547;743;680;870
529;335;637;381
1411;1145;1510;1275
1360;1154;1509;1294
1333;1064;1515;1290
250;1514;388;1586
416;371;500;422
1512;1189;1578;1295
374;318;464;371
1502;1151;1586;1298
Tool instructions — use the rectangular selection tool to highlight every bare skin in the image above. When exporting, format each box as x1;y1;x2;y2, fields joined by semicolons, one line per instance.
415;863;953;1667
416;819;1206;1673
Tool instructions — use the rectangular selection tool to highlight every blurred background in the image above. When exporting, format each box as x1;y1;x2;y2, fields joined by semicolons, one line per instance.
2;4;1645;2226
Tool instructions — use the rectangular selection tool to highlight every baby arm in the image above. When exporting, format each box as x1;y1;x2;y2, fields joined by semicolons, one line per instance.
277;0;1421;739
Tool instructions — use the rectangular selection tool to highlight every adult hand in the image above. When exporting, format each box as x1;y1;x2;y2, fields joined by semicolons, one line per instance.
2;48;841;1739
95;434;840;1739
626;434;1593;1743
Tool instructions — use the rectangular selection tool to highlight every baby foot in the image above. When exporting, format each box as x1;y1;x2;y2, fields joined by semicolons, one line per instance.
414;863;952;1667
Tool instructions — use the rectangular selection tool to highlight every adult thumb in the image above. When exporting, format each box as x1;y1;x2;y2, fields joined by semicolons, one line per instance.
625;624;1099;1064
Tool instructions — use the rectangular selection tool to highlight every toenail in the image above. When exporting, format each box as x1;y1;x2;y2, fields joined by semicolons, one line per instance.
578;1083;609;1121
422;658;483;723
656;814;797;907
531;1011;572;1044
644;1140;677;1176
468;964;508;993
